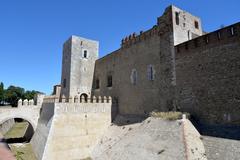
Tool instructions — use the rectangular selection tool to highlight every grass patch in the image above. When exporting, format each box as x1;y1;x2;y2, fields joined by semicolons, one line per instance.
10;143;37;160
4;122;29;139
150;111;189;121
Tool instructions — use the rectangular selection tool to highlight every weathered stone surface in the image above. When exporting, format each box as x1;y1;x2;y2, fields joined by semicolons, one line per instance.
60;36;99;98
202;136;240;160
175;23;240;125
35;102;114;160
92;117;186;160
0;106;40;130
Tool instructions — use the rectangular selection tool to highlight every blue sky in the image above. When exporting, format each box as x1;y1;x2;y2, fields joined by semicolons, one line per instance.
0;0;239;94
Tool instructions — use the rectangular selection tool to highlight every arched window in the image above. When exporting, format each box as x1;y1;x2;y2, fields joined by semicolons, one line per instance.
147;65;155;81
131;69;137;85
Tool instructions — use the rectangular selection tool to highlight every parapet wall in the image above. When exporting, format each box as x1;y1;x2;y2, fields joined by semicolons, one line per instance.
39;96;116;160
121;25;167;49
175;22;240;53
175;22;240;124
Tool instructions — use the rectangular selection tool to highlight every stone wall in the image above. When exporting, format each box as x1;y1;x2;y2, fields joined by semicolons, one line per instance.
60;36;99;98
0;100;41;130
33;97;114;160
31;102;55;160
0;118;15;135
171;5;203;45
92;6;176;115
175;23;240;125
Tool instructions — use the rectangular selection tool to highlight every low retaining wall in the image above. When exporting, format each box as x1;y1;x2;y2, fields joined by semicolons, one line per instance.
32;98;115;160
42;102;113;160
182;118;207;160
31;103;55;160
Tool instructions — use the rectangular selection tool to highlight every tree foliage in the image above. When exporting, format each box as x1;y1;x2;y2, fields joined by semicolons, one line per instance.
0;82;4;105
0;82;43;107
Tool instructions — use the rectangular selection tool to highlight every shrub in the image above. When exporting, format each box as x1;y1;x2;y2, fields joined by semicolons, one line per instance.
150;111;190;121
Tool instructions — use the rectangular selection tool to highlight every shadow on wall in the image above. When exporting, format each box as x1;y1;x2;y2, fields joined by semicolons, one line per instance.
112;114;148;126
190;117;240;140
5;119;35;144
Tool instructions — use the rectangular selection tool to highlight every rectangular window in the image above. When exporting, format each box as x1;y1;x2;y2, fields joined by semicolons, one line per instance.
107;75;112;87
194;21;199;29
217;32;221;40
175;12;180;25
63;79;66;88
95;79;100;89
230;27;235;36
205;36;209;44
187;30;191;40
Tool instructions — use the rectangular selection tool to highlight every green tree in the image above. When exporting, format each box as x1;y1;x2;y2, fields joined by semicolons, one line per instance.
24;90;41;100
0;83;43;107
0;82;4;105
5;86;25;107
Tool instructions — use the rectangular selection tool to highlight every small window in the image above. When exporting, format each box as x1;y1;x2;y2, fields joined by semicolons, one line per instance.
83;50;88;58
107;75;112;87
147;65;155;81
175;12;180;25
194;21;199;29
82;50;88;59
187;30;191;40
183;23;186;27
131;69;137;85
205;36;209;44
230;27;235;36
63;79;66;88
95;79;100;89
217;32;221;40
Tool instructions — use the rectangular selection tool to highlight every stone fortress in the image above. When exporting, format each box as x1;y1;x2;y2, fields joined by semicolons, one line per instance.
60;5;240;125
0;4;240;160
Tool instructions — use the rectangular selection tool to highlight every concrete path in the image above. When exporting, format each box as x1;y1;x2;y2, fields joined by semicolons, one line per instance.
202;136;240;160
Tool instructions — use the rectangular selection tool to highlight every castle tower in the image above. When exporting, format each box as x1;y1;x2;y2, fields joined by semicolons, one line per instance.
170;5;203;45
60;36;99;98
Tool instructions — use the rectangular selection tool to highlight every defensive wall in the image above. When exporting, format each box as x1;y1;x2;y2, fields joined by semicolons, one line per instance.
92;5;205;117
31;96;117;160
92;6;176;115
175;22;240;125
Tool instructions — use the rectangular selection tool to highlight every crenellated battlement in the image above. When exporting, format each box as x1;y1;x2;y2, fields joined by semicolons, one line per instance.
120;6;172;49
43;95;114;104
18;99;35;107
175;22;240;54
121;25;161;48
